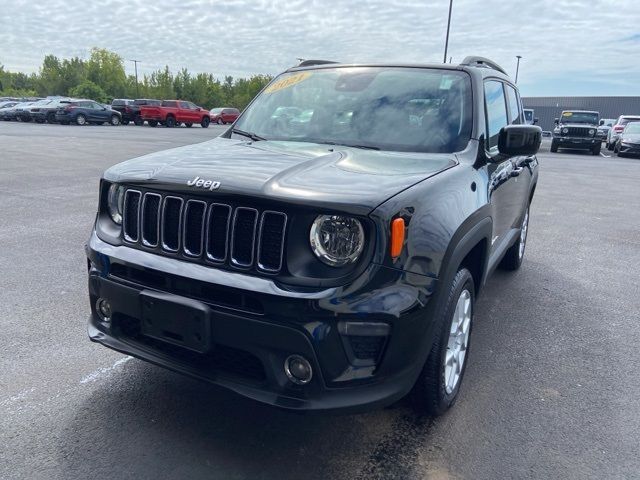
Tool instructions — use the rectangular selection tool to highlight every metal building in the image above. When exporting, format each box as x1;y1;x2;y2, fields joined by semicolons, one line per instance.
521;96;640;132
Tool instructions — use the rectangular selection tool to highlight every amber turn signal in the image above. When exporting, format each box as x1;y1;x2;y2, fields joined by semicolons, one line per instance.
390;218;405;259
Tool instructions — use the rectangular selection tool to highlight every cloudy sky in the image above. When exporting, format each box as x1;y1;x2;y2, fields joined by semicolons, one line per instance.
1;0;638;96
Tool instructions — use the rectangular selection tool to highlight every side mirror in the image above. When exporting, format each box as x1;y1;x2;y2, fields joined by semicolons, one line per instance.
533;117;539;125
498;125;542;156
599;119;604;126
554;118;559;125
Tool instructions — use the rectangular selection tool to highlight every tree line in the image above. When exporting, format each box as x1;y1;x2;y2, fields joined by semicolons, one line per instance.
0;48;272;110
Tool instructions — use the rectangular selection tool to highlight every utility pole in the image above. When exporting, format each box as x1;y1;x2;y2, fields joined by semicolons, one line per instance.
129;59;141;97
443;0;453;63
515;55;522;83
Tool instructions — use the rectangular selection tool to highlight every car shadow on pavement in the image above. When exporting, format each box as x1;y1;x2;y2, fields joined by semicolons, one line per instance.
57;363;421;480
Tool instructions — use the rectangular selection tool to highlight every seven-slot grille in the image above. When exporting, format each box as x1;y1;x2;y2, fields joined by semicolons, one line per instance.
563;126;594;137
122;189;287;273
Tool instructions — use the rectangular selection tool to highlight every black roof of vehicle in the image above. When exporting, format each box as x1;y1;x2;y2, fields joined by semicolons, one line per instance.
286;56;511;80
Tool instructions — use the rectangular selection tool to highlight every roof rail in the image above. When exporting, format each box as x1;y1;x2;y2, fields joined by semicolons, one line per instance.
297;59;338;67
459;56;507;75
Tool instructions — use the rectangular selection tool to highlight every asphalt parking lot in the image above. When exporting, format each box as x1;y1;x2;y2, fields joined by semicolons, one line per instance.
1;122;639;480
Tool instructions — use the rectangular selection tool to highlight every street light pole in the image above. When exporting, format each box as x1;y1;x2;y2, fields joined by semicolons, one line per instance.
129;59;141;97
443;0;453;63
515;55;522;83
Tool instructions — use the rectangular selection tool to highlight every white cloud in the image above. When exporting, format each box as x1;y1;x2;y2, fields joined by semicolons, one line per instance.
1;0;639;95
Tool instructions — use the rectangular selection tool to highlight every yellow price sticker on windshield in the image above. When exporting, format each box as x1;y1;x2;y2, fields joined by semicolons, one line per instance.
264;72;312;94
562;112;573;116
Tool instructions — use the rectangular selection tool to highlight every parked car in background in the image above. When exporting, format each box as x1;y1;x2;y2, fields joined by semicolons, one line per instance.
523;108;538;125
613;121;640;157
209;107;240;124
139;100;211;128
55;99;122;126
127;99;162;125
596;118;615;142
551;110;601;155
0;101;19;112
1;101;37;121
111;99;136;125
30;98;72;123
607;115;640;150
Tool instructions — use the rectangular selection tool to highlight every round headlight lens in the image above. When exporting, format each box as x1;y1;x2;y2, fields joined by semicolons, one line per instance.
107;183;125;224
562;127;569;134
310;215;365;267
589;129;595;136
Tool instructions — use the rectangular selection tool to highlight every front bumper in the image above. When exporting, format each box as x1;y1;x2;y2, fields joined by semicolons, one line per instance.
553;136;599;149
618;143;640;156
86;232;438;412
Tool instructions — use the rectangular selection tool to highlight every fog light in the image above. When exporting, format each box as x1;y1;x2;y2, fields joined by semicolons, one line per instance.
284;355;313;385
96;298;112;322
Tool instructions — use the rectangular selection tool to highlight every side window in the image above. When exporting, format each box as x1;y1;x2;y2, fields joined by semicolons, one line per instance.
484;80;508;149
505;85;522;124
179;101;190;109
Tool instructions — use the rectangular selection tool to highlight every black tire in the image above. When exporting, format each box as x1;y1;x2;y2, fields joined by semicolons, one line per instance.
412;268;474;416
185;122;193;128
46;112;56;124
75;114;87;126
122;119;130;126
35;118;45;124
148;120;158;127
606;142;614;151
217;118;224;125
60;121;70;125
500;206;529;271
110;115;120;126
550;140;558;153
201;116;210;128
134;116;144;126
614;142;620;154
592;143;601;155
165;115;176;128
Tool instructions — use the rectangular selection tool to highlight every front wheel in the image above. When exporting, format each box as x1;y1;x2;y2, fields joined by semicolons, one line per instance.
201;116;210;128
592;143;601;155
550;140;558;153
412;268;474;416
165;116;176;128
217;118;224;125
75;114;87;126
122;119;130;126
148;120;158;127
133;116;144;126
110;115;120;126
500;207;529;271
47;112;56;123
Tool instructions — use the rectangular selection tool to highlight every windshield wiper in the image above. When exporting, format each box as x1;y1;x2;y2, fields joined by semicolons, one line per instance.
231;128;266;141
322;141;380;150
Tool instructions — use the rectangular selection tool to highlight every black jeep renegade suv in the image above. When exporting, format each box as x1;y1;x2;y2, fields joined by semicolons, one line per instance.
86;57;541;414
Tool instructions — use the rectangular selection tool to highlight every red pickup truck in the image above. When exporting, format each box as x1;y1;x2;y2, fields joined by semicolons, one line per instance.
139;100;211;128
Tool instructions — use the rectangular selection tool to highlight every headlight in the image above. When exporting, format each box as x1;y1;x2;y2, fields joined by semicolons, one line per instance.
562;128;569;134
310;215;365;267
589;129;595;136
107;183;125;224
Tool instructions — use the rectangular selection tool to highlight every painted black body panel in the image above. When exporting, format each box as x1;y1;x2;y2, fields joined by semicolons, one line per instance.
87;63;539;411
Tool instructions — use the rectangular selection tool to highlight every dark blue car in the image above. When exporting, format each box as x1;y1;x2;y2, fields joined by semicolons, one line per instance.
55;99;122;126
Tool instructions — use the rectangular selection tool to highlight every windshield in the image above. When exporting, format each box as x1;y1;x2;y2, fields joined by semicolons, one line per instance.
233;67;473;153
624;122;640;134
210;108;223;113
561;111;598;124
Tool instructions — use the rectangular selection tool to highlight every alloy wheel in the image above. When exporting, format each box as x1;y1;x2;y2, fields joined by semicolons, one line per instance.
444;289;472;394
519;208;529;260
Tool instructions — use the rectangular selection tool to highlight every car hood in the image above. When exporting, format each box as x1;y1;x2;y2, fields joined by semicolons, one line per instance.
104;137;457;214
621;133;640;143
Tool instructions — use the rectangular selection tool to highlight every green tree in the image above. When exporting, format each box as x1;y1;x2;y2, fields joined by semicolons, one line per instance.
86;48;127;99
69;80;108;103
